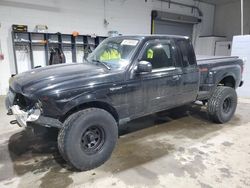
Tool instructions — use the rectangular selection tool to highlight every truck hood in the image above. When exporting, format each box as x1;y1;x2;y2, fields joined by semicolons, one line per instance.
10;62;124;97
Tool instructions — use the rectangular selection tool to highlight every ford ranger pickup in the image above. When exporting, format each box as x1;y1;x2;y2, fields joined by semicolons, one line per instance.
5;35;244;171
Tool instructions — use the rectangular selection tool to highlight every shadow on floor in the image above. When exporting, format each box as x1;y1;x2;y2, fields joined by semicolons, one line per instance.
6;103;235;185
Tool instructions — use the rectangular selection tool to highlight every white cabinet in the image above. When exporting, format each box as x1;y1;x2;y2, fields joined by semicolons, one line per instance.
231;35;250;97
195;36;226;56
215;41;232;56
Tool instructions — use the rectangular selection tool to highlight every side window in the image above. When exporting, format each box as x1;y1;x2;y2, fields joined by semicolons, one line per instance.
141;43;174;70
177;40;196;67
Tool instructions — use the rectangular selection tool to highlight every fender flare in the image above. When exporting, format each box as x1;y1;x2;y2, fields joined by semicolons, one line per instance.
61;93;119;122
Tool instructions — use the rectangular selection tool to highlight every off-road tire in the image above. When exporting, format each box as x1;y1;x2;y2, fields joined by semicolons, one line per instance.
207;86;237;123
58;108;118;171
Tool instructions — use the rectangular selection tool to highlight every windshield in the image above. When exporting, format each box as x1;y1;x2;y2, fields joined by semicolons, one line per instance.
87;37;140;70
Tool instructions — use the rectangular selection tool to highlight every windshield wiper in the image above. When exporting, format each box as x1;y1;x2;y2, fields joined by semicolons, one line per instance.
92;60;111;70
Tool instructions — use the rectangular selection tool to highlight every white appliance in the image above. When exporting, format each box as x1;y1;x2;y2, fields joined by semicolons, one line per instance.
195;36;226;56
215;41;232;56
231;35;250;98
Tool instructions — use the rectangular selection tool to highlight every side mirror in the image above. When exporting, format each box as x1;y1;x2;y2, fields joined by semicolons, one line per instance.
136;61;152;73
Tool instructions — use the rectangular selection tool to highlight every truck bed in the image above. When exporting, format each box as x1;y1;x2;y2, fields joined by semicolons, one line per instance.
196;55;239;65
196;55;243;100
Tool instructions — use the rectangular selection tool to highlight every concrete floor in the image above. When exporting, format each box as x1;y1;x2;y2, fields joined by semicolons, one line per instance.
0;96;250;188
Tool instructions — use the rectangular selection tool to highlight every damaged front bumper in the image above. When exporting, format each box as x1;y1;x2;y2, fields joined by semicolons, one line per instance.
6;91;62;128
10;105;41;127
8;105;62;128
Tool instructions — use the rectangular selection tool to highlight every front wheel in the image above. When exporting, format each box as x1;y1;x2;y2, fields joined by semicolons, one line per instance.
58;108;118;171
207;86;237;123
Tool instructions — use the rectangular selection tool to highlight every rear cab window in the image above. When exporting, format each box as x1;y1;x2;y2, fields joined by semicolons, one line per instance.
176;39;196;67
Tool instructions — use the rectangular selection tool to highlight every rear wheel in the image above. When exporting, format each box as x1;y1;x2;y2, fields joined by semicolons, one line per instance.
58;108;118;171
207;86;237;123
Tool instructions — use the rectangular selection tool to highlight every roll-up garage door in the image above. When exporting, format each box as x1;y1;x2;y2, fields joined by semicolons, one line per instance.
154;20;194;39
151;10;201;40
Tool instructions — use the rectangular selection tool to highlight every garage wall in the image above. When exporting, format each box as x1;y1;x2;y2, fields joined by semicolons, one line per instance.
214;1;250;40
0;0;214;95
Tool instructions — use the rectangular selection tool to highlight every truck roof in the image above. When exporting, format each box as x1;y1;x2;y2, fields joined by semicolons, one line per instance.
111;35;189;41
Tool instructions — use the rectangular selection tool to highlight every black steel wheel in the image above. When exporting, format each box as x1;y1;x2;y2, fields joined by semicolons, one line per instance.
58;108;118;171
208;86;237;123
81;126;105;155
222;97;232;114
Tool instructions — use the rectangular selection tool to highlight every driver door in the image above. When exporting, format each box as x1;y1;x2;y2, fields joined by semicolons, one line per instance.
136;40;183;114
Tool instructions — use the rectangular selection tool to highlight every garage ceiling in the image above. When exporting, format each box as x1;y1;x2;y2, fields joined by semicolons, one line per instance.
195;0;239;5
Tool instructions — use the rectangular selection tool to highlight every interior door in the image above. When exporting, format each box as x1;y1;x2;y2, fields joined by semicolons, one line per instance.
138;40;183;114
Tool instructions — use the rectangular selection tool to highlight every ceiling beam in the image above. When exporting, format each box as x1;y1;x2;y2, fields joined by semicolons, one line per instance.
193;0;239;5
193;0;215;5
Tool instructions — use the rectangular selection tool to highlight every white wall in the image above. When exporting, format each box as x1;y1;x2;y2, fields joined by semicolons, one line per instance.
0;0;214;95
214;0;250;40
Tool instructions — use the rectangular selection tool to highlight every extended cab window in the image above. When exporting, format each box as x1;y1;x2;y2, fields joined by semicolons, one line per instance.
177;40;196;67
141;42;174;69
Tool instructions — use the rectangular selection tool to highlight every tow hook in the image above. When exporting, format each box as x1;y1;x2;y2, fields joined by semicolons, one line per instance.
7;109;13;115
10;105;41;127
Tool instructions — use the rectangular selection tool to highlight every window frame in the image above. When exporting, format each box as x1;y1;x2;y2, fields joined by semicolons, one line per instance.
175;39;196;68
137;39;178;72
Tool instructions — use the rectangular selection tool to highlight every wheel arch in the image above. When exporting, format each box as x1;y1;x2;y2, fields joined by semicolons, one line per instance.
60;100;119;123
217;75;236;88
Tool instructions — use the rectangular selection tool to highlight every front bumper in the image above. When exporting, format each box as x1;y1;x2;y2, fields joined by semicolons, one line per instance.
6;90;63;128
10;105;62;128
11;105;41;127
5;89;41;127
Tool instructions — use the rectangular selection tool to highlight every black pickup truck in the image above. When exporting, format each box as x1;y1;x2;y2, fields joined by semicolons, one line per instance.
6;35;244;171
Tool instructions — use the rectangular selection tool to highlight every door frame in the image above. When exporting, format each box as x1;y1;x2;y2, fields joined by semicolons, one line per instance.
128;39;184;115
